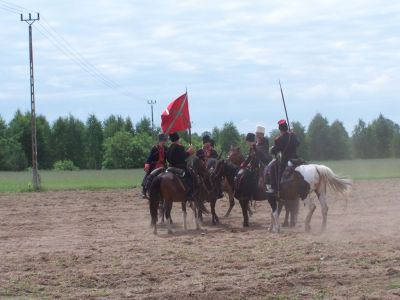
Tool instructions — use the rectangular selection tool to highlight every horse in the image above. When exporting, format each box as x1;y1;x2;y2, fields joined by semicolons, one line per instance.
199;157;224;225
148;156;209;234
215;159;351;232
223;146;245;217
267;163;352;233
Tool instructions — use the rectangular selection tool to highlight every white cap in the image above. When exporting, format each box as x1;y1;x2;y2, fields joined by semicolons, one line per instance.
255;125;265;134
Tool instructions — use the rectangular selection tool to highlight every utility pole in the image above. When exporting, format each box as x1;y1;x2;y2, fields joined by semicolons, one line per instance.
147;100;156;137
21;12;40;191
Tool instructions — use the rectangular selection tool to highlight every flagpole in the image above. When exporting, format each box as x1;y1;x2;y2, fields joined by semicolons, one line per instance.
186;87;192;145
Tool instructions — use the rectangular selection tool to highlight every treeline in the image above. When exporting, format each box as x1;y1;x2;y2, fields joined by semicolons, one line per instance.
0;111;399;171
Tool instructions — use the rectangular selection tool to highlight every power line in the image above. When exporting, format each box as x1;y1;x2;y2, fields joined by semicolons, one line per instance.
33;24;121;90
1;0;139;100
0;3;21;14
0;0;32;13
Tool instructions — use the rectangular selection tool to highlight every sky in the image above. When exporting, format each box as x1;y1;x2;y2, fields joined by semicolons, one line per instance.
0;0;399;135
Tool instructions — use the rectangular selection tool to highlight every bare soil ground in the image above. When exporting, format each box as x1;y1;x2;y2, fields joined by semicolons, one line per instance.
1;179;400;299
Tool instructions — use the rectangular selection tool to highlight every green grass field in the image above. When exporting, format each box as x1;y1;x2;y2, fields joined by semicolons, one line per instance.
0;169;145;193
0;159;399;193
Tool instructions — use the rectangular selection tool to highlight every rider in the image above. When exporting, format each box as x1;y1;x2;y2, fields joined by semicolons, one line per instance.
141;133;168;198
267;119;300;195
241;128;271;170
255;125;272;166
166;132;195;197
196;135;218;163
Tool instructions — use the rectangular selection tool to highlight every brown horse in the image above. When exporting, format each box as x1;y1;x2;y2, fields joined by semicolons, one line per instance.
149;156;208;234
223;146;245;217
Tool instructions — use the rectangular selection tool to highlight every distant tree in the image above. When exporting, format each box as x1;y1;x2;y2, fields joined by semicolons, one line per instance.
51;115;86;168
135;117;152;135
36;115;53;169
219;122;241;155
391;131;400;158
7;110;31;165
85;114;103;169
351;119;369;158
0;137;28;170
103;115;125;139
0;115;6;137
103;131;152;169
369;114;396;158
292;121;309;160
124;117;135;135
307;113;331;160
329;120;350;160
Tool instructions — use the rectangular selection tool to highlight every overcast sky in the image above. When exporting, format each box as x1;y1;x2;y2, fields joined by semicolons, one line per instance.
0;0;399;135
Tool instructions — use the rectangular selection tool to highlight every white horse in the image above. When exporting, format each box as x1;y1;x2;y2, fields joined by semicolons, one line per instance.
269;163;352;233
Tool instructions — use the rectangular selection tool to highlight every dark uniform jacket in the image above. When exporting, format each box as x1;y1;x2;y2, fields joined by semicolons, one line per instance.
196;148;218;162
243;137;271;169
146;145;168;169
271;132;300;164
167;143;190;169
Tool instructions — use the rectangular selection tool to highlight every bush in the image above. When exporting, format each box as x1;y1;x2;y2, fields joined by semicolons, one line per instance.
53;160;79;171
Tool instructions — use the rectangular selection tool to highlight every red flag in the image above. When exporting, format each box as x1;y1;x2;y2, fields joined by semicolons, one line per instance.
161;92;191;134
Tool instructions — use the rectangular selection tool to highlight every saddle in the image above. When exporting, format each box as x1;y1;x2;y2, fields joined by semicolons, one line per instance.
166;167;185;178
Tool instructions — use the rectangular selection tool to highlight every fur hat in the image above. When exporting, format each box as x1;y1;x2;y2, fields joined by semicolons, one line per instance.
278;119;288;131
255;125;265;134
245;132;256;142
169;132;180;142
202;135;211;144
158;133;168;142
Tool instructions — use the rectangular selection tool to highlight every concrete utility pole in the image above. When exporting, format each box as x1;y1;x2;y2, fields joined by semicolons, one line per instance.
21;12;40;191
147;100;156;136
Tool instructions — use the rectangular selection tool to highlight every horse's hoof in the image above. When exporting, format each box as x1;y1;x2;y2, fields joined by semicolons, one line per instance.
282;222;289;228
243;222;249;227
224;214;229;218
168;229;173;234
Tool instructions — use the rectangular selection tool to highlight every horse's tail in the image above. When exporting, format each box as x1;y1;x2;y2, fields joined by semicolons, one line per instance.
149;175;162;227
315;165;352;195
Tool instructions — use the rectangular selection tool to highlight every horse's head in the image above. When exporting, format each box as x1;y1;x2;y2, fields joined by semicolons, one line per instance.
227;146;245;166
191;155;208;179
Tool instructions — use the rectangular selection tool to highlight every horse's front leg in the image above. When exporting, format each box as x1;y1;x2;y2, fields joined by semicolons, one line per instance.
182;201;187;230
191;200;201;230
239;198;249;227
278;201;289;227
290;199;300;228
210;197;219;225
267;195;280;233
224;189;235;218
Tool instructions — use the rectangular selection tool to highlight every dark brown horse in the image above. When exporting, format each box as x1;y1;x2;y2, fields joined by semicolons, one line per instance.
149;156;208;234
223;146;245;217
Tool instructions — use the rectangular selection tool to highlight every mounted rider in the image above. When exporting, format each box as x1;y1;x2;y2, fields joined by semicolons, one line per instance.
141;133;168;198
266;119;300;195
196;135;218;163
166;132;195;198
241;126;272;170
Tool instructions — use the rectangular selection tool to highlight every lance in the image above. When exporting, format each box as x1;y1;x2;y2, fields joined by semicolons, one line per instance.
279;80;291;131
